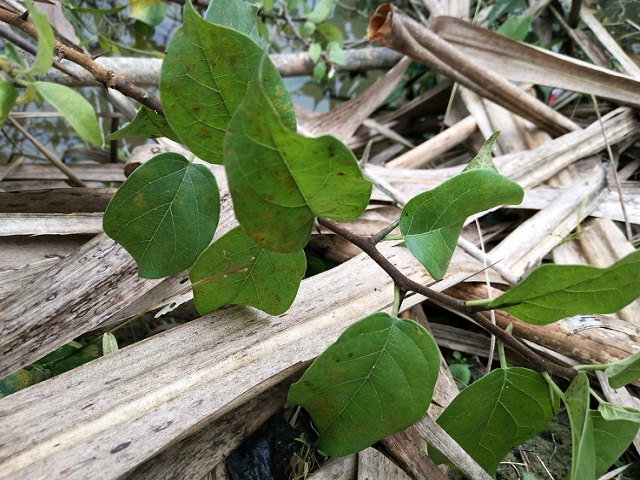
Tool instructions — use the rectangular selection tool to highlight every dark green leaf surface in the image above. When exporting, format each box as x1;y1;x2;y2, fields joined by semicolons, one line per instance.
32;82;102;147
190;226;306;315
105;106;181;142
204;0;260;42
400;169;523;280
0;81;17;128
591;410;639;477
469;249;640;325
430;367;557;476
161;0;295;164
288;313;439;457
225;74;371;253
564;372;595;480
0;367;50;398
19;0;54;75
605;349;640;388
103;153;220;278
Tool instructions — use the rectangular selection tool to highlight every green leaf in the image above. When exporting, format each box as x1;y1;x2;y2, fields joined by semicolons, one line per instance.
605;350;640;388
598;402;640;423
0;81;17;128
317;22;343;43
289;313;440;456
564;373;595;480
463;132;500;172
591;410;639;477
31;82;102;147
306;0;333;24
0;367;50;398
103;152;220;278
204;0;260;42
429;367;558;476
468;249;640;325
160;0;295;164
129;0;166;26
190;226;306;315
308;42;322;64
224;73;372;253
497;15;531;41
313;62;327;82
19;0;55;75
400;170;523;280
105;106;181;142
101;333;119;355
327;41;346;66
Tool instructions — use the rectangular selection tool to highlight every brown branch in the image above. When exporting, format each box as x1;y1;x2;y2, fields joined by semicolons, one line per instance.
317;216;578;381
0;7;164;116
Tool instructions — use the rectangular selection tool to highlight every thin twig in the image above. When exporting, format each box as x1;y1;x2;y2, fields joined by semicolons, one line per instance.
0;8;164;115
317;216;578;380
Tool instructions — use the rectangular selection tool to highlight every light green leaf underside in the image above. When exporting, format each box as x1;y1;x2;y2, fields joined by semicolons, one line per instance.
474;249;640;325
605;349;640;389
105;106;181;142
598;402;640;423
429;367;558;476
190;226;306;315
103;152;220;278
224;74;372;253
19;0;55;75
463;131;500;172
288;313;440;457
564;372;595;480
129;0;166;26
400;169;523;280
32;82;102;147
204;0;260;42
591;411;639;477
160;0;294;164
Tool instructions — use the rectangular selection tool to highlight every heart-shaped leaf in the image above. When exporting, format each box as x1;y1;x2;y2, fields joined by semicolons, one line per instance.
31;82;102;147
224;73;372;253
467;249;640;325
591;410;639;477
400;169;523;280
429;367;558;476
105;106;181;142
103;152;220;278
564;372;595;480
160;0;295;164
190;226;306;315
288;312;440;457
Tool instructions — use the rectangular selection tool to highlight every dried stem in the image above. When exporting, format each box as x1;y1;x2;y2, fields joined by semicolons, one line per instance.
317;216;578;380
0;7;164;115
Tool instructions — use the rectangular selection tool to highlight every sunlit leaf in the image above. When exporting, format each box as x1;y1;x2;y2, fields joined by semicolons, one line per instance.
497;15;531;41
605;349;640;389
103;152;220;278
467;249;640;325
190;226;306;315
309;42;322;63
204;0;260;42
306;0;333;24
31;82;102;147
225;73;371;253
101;333;119;355
591;410;639;477
564;372;595;480
0;81;17;128
400;169;523;280
129;0;166;27
19;0;55;75
429;367;558;476
161;0;295;164
105;106;181;142
289;313;440;456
